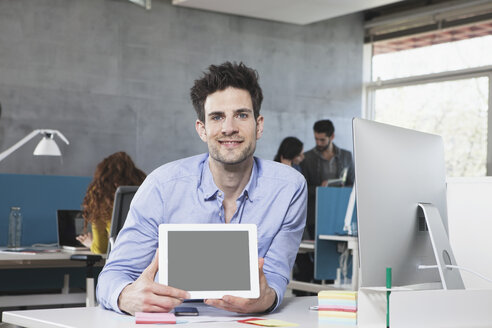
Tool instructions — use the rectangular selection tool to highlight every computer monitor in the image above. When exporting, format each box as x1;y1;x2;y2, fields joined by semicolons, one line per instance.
353;118;464;289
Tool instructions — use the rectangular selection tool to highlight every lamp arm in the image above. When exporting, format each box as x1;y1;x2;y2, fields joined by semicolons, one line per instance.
54;130;70;145
0;130;42;162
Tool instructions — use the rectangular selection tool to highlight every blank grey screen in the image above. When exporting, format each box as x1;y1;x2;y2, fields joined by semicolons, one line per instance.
167;231;251;291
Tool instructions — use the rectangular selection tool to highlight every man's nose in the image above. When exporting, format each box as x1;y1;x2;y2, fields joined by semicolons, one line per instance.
221;117;238;135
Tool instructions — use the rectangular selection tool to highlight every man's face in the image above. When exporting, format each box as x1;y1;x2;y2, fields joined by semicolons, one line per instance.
196;87;264;166
314;132;333;152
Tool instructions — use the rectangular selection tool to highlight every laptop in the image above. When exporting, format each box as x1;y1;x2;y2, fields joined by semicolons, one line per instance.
56;209;90;251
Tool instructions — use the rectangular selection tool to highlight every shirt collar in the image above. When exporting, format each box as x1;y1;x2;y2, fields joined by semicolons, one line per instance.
200;155;257;203
242;158;257;203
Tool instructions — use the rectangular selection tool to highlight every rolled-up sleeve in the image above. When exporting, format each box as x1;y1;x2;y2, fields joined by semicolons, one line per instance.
262;176;307;310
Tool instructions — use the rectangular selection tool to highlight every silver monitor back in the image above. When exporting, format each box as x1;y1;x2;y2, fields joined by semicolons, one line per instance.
353;118;448;288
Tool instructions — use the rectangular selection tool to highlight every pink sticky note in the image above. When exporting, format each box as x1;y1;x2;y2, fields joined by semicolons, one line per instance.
135;312;176;324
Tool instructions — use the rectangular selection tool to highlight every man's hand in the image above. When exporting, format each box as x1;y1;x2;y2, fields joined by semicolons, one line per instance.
76;232;92;248
118;249;190;315
204;258;277;313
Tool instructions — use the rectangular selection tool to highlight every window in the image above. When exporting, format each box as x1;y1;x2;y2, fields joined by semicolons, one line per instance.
366;29;492;177
374;77;488;176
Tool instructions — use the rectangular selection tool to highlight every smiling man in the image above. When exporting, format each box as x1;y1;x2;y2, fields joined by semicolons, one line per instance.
96;62;307;315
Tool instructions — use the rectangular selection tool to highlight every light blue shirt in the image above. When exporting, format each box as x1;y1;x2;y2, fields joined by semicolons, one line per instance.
97;153;307;313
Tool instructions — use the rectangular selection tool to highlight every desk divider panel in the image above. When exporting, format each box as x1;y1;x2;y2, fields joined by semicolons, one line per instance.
0;174;92;297
0;173;90;246
314;187;357;280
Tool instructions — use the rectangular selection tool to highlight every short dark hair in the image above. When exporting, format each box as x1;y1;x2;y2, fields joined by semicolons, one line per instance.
313;120;335;137
274;137;303;162
190;62;263;122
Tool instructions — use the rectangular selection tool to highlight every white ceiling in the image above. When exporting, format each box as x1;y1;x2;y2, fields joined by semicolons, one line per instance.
172;0;406;25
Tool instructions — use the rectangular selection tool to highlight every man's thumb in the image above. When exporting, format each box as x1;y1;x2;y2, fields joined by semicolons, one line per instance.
142;248;159;280
258;257;265;271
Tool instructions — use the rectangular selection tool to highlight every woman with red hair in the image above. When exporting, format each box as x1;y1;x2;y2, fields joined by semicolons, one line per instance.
76;152;146;254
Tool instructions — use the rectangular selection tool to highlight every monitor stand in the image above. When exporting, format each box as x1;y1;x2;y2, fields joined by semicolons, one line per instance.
417;203;465;290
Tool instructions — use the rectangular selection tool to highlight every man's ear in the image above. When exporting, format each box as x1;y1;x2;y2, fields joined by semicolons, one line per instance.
196;119;207;142
330;133;335;142
256;115;264;140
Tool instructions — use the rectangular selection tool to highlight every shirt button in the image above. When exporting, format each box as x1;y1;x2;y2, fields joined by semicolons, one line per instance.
219;213;222;216
218;192;222;197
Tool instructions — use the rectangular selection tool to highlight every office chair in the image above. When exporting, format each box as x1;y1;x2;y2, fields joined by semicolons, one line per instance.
71;186;139;307
107;185;139;255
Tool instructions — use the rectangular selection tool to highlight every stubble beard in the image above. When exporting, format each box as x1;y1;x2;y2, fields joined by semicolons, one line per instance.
316;140;331;152
208;139;256;166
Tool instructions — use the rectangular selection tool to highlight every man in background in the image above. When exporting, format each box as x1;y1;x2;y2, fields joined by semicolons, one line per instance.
301;119;354;237
292;120;353;291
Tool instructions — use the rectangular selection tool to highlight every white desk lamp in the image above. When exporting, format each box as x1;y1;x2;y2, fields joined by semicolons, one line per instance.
0;129;69;162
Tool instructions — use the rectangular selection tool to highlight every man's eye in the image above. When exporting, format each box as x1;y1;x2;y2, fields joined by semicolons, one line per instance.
237;113;248;119
211;116;222;121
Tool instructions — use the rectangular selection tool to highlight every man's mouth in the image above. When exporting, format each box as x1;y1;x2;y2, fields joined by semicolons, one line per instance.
218;139;243;146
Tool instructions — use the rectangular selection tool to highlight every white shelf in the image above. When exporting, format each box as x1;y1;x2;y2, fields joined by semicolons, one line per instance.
299;240;315;250
318;234;357;242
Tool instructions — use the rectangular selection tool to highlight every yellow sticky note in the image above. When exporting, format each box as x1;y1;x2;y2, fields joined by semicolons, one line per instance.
245;319;299;327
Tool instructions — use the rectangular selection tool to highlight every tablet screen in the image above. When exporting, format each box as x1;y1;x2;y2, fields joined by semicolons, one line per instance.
159;224;259;299
168;231;250;291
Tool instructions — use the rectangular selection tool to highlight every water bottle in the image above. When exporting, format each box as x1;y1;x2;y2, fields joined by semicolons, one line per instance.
8;206;22;248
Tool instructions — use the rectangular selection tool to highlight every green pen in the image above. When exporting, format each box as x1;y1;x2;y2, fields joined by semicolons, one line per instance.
386;267;392;328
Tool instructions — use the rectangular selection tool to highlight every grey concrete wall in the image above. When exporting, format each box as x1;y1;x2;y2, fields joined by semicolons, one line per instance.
0;0;363;176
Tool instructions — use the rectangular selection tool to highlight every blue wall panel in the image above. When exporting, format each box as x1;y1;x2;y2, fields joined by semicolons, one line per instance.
0;174;90;246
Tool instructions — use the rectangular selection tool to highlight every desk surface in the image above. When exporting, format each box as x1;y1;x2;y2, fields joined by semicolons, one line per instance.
2;297;337;328
0;248;105;308
0;248;105;268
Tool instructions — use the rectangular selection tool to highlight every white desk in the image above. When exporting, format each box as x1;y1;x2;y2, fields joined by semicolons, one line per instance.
1;296;341;328
0;248;100;269
288;236;359;293
318;234;358;291
0;249;105;308
288;240;335;293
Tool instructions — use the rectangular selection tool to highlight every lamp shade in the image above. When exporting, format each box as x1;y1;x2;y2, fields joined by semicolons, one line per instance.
33;133;62;156
0;129;69;163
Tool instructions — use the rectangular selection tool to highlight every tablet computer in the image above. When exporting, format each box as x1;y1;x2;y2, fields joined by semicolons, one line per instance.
158;224;260;299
